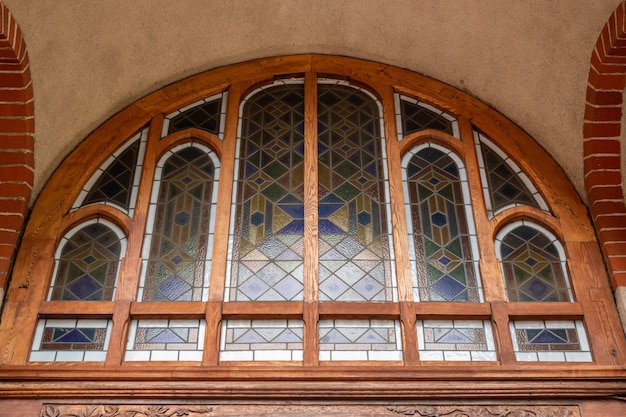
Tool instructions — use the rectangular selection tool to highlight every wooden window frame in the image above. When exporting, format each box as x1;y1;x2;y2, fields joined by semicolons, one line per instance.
0;55;625;400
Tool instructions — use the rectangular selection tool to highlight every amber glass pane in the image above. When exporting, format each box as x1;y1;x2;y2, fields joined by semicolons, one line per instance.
500;225;573;302
317;85;394;301
142;147;215;301
405;147;480;302
228;84;305;301
49;223;122;301
82;140;140;210
168;97;222;136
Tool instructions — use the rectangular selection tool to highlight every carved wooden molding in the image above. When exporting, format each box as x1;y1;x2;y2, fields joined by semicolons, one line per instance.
41;404;214;417
387;405;580;417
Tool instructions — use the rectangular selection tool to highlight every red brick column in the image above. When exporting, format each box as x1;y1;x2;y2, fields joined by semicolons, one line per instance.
584;1;626;289
0;4;33;296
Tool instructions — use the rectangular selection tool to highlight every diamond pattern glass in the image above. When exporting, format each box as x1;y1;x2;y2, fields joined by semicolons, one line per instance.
509;320;591;362
404;146;481;302
30;319;111;362
317;84;394;301
220;319;304;361
228;83;305;301
49;222;122;301
417;320;496;361
399;98;454;136
318;320;403;361
167;97;222;136
141;147;215;301
499;224;573;302
125;319;205;361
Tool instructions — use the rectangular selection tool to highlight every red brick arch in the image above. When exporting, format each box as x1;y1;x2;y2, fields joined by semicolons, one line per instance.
0;4;34;295
584;1;626;289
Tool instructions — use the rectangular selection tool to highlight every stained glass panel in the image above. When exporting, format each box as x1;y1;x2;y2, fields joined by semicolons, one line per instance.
475;131;548;216
403;145;481;302
417;320;496;361
510;320;591;362
317;84;395;302
125;319;205;361
318;320;403;361
227;83;305;301
49;220;123;301
220;320;304;361
497;223;573;302
139;146;217;302
165;94;226;138
30;319;112;362
395;95;458;138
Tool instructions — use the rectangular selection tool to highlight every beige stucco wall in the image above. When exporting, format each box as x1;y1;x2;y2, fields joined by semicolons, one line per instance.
3;0;621;201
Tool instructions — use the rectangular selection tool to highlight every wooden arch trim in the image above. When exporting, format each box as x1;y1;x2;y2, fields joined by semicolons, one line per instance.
0;3;33;296
584;1;626;289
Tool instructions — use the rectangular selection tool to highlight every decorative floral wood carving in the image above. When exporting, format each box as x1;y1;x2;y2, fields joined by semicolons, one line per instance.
386;405;578;417
41;404;214;417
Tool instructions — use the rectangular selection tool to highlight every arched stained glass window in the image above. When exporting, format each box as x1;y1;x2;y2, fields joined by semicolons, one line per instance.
139;144;218;302
496;221;573;303
317;83;394;302
402;144;481;302
226;82;305;302
48;219;125;301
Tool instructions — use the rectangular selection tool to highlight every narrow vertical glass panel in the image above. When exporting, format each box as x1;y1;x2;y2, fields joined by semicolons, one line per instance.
165;93;225;137
417;320;496;361
220;319;304;361
509;320;591;362
318;320;403;361
30;319;112;362
74;129;147;214
395;95;458;138
317;84;395;302
403;145;481;302
475;131;548;217
48;220;124;301
140;146;216;301
125;319;205;361
496;222;573;302
227;83;305;301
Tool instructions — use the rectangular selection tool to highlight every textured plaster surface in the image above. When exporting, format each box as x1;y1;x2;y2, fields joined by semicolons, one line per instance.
2;0;621;200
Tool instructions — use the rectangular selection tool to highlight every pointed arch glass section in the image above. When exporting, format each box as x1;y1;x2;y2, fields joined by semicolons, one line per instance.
162;92;228;139
395;94;459;139
226;82;306;301
474;130;549;217
48;219;126;301
402;144;482;302
496;221;573;302
138;144;219;302
317;83;396;302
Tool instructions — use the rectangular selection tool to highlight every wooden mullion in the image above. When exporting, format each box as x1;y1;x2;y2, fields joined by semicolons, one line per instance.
414;301;491;319
506;302;583;320
318;302;399;318
130;301;207;318
303;72;319;366
39;301;115;317
222;301;303;318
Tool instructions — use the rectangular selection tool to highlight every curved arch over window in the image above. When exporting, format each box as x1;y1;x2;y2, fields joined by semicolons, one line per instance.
1;55;624;401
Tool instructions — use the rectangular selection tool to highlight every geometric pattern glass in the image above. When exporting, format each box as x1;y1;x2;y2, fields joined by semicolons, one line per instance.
499;224;573;302
509;320;591;362
82;139;140;211
318;319;403;361
417;320;496;361
167;96;223;137
398;97;455;137
404;146;481;302
125;319;205;361
30;319;112;362
227;83;305;301
48;222;122;301
220;319;304;361
477;132;544;216
317;84;395;301
140;147;215;301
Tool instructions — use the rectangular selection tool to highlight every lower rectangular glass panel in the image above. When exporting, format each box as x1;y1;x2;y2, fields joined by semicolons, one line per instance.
219;319;304;361
319;319;403;361
509;320;592;362
417;319;496;361
29;318;112;362
125;319;205;361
